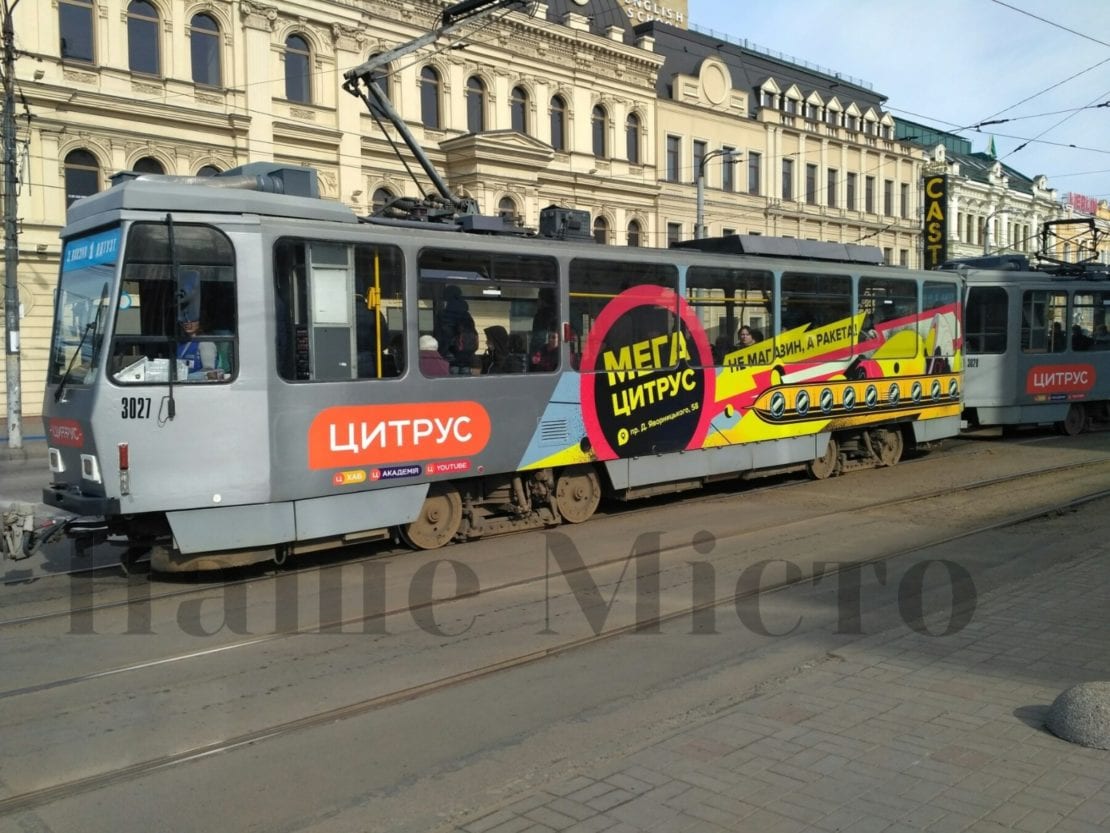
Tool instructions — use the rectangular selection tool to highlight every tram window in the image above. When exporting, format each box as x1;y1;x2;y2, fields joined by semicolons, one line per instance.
923;280;960;365
964;287;1007;354
1021;290;1067;353
111;223;236;384
858;276;918;359
569;259;679;372
1072;292;1109;351
780;273;851;360
273;240;405;382
685;266;773;367
417;249;557;376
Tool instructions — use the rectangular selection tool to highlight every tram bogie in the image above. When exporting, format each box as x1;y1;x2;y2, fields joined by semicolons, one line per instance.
23;165;965;573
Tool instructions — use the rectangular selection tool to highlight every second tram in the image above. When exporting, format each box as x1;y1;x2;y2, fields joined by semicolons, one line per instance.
957;255;1110;435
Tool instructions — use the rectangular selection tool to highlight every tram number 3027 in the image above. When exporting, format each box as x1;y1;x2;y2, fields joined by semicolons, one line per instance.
121;396;153;420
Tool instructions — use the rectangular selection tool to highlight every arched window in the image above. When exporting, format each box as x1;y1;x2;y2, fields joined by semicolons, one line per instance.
372;187;394;213
285;34;311;103
511;86;528;134
132;156;164;175
627;219;642;247
625;113;641;164
127;1;159;75
420;66;441;129
498;196;517;222
591;105;607;158
64;149;99;207
549;95;566;152
197;165;221;177
466;77;485;134
190;14;221;87
593;216;609;245
60;0;95;63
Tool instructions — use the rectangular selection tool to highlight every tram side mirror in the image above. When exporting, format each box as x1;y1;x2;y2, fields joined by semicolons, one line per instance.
177;270;201;324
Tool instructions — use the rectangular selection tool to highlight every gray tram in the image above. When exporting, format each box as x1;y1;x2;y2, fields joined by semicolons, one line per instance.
21;165;965;571
957;255;1110;435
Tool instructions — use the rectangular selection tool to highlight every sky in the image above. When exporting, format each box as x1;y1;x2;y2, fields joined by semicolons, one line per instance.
686;0;1110;206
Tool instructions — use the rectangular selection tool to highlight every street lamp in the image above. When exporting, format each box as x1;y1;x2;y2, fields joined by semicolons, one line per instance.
696;148;742;240
982;206;1014;256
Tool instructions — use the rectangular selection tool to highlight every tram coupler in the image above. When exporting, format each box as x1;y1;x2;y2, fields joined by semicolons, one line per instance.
1;504;107;561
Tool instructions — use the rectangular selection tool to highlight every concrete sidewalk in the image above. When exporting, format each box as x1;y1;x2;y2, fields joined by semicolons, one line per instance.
451;534;1110;833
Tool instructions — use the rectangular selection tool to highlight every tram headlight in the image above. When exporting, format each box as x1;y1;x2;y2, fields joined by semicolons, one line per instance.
47;448;65;473
80;453;102;484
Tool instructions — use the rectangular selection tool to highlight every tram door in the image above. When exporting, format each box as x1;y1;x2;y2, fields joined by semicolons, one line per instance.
306;243;355;380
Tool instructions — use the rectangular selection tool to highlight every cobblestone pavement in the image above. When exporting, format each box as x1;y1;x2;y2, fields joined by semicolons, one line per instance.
452;546;1110;833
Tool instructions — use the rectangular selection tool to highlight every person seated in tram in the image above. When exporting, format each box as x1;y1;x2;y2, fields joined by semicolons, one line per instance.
482;325;522;374
418;334;449;376
176;271;229;381
1072;324;1093;351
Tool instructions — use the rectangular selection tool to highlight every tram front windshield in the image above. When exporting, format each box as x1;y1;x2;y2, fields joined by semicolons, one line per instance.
48;228;122;386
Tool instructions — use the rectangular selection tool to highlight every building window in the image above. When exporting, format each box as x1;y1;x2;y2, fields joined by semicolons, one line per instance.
627;219;642;247
132;156;164;174
782;158;794;201
826;109;839;126
900;183;910;219
722;146;736;192
865;176;875;213
549;95;566;151
499;196;518;224
625;113;641;164
197;165;221;177
846;172;857;210
883;179;893;216
805;103;818;121
592;105;608;158
783;97;797;115
805;164;817;205
666;135;681;182
761;90;775;109
511;86;528;134
667;222;683;246
747;152;761;196
466;77;485;133
64;149;99;207
899;249;909;266
190;14;221;87
827;168;838;208
420;66;440;129
883;247;893;265
593;216;609;245
285;35;312;103
127;1;159;75
60;0;95;63
372;188;394;213
693;140;707;186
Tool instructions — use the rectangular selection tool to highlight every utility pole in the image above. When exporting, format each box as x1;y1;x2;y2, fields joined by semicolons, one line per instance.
2;0;21;450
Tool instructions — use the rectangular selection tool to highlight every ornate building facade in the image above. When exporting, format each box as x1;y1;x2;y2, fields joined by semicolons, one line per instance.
0;0;1065;426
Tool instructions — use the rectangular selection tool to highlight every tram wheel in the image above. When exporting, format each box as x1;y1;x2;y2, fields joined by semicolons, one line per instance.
400;483;463;549
1056;403;1086;437
874;427;904;467
807;436;839;480
555;465;602;523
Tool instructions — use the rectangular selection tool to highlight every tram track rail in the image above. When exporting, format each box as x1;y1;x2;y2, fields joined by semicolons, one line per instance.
2;480;1108;818
2;450;1108;634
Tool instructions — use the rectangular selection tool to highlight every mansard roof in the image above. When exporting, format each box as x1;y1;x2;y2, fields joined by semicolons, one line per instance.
637;20;889;116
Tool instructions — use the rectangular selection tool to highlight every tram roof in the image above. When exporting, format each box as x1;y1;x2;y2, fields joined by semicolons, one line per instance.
63;175;359;230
